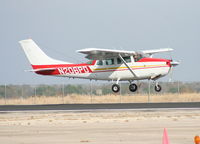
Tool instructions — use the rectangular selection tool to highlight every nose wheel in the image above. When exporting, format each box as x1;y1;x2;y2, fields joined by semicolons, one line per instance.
154;84;162;92
129;83;138;92
112;84;120;93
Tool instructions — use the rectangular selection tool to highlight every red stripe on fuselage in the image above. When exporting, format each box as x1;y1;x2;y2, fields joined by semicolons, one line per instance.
92;65;170;73
138;58;170;63
35;65;169;75
32;60;96;69
138;58;171;67
32;60;96;75
32;58;171;76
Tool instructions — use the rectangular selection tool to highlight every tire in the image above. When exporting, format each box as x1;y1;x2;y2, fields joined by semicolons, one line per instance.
129;83;138;92
112;84;120;93
155;84;162;92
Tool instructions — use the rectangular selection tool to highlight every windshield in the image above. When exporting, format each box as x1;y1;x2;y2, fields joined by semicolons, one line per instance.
134;54;144;62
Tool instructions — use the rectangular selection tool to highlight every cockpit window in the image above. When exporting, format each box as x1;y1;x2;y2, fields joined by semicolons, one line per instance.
134;54;143;62
96;60;103;65
86;60;93;64
105;58;114;65
117;56;131;64
123;56;131;63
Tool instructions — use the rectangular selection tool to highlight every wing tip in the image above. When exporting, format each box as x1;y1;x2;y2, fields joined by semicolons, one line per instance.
19;39;33;44
76;48;97;53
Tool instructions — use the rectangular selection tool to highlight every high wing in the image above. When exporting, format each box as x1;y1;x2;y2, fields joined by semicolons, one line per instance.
77;48;137;60
142;48;173;56
77;48;173;60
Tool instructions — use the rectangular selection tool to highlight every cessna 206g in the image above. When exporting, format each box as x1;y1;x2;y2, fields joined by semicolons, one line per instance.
20;39;179;93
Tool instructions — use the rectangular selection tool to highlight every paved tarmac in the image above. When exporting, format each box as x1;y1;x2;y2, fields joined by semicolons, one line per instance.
0;108;200;144
0;102;200;111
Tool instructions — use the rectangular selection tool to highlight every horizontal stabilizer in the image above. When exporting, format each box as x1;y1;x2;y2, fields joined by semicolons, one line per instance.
25;68;57;72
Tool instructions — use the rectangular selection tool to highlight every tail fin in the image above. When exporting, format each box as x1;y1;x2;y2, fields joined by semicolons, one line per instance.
19;39;70;65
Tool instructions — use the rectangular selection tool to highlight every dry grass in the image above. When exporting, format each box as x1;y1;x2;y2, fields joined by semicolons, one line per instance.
0;93;200;105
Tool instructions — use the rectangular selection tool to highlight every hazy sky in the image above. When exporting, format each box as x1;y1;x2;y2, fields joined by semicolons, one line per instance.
0;0;200;84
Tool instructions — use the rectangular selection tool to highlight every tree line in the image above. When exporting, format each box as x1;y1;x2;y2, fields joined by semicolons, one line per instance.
0;82;199;99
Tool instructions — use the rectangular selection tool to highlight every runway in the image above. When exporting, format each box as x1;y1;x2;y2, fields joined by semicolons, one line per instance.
0;103;200;144
0;102;200;111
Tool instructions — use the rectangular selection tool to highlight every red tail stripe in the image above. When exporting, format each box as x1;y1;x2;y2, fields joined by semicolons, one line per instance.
32;60;96;69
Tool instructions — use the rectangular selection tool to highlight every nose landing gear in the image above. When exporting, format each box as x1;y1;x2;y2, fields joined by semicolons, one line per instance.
154;84;162;92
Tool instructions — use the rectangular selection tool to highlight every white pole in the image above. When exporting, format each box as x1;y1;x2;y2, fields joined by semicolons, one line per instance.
148;80;150;103
21;84;23;99
34;86;36;97
90;80;92;103
177;81;180;94
62;83;64;104
4;84;6;104
120;83;121;103
20;84;23;104
34;86;36;104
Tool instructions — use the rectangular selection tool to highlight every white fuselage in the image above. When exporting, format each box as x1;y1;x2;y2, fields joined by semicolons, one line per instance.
55;57;170;81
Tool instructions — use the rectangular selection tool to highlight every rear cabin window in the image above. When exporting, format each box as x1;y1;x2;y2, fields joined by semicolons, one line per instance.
105;59;114;65
117;58;122;64
96;60;103;65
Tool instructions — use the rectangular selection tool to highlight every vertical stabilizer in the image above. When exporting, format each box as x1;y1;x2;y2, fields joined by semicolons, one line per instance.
19;39;70;65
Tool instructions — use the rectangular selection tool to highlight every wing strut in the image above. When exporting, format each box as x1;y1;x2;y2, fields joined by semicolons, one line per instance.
118;54;138;78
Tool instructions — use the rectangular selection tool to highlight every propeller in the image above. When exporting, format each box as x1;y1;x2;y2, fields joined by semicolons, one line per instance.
168;51;180;82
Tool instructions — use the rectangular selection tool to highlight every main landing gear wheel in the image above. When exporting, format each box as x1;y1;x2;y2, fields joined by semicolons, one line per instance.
155;84;162;92
129;83;138;92
112;84;120;93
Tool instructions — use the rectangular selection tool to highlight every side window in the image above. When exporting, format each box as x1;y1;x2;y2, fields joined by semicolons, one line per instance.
96;60;103;65
105;59;114;65
123;56;131;63
117;58;122;64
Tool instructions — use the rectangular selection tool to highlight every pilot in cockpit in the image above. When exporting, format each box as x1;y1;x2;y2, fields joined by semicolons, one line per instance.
133;54;142;62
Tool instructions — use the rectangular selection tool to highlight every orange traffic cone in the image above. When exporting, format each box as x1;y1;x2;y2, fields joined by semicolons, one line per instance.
194;136;200;144
162;128;170;144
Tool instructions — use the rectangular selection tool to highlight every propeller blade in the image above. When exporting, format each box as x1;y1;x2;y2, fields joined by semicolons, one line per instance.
168;60;180;82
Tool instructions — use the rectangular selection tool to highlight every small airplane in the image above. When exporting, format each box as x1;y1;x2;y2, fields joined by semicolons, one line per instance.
19;39;180;93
